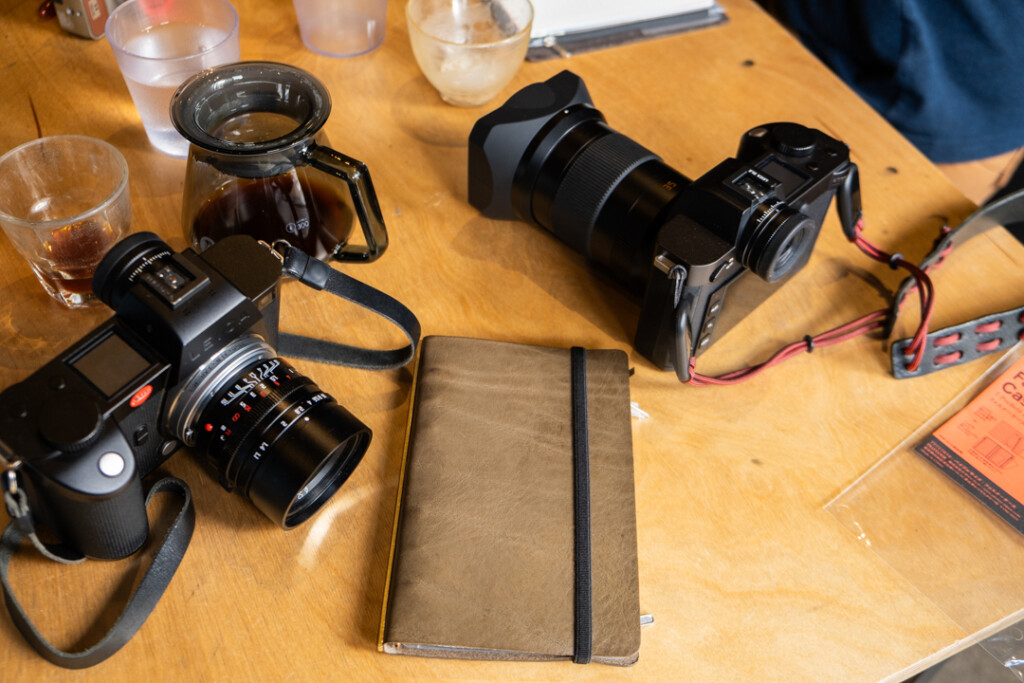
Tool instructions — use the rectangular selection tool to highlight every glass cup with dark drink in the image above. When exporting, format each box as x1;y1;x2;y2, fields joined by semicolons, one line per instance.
172;61;389;263
0;135;132;308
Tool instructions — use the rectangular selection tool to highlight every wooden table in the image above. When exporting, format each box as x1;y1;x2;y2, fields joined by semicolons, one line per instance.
3;0;1024;680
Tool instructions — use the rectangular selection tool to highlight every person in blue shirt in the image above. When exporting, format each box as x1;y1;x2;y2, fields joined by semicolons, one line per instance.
766;0;1024;204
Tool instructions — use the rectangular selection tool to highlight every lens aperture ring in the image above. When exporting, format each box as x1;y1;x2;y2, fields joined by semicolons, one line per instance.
193;357;310;487
551;132;658;256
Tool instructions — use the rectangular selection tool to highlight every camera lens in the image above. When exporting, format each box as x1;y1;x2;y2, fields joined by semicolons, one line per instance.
168;337;370;528
742;199;815;283
521;116;689;295
470;72;690;295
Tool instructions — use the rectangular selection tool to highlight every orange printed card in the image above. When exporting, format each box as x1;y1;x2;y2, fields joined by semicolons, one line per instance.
916;355;1024;533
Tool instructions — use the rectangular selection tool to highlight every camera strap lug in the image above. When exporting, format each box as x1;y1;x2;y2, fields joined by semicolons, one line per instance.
2;463;20;495
667;266;693;383
836;162;863;241
277;243;421;370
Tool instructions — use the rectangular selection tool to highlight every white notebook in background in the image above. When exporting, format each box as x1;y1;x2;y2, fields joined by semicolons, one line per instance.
526;0;726;60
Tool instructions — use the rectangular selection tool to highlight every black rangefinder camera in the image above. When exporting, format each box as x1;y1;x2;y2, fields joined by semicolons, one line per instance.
0;233;370;559
469;71;860;381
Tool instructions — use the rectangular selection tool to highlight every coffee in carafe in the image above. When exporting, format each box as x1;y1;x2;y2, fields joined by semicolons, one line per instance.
190;172;354;260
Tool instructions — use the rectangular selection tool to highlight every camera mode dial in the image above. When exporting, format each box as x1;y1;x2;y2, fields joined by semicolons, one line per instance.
769;123;817;157
37;392;102;453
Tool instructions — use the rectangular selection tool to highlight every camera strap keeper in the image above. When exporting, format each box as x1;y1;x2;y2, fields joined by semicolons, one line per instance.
0;477;195;669
276;245;421;370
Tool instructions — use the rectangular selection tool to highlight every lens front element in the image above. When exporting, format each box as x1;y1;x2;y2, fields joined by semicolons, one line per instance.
190;351;371;528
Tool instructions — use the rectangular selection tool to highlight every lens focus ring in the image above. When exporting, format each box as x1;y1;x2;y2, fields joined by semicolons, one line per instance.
551;132;658;256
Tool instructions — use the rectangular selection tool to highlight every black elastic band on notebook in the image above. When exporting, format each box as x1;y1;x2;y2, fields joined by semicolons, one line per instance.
570;346;593;664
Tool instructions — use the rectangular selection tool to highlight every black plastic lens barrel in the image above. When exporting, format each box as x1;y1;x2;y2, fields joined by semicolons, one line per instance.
513;111;691;295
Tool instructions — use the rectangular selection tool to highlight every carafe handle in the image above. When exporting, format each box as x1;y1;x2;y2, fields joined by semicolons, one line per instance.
306;144;389;262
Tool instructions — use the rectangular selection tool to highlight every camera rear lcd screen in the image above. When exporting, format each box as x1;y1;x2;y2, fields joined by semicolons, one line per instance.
72;333;151;397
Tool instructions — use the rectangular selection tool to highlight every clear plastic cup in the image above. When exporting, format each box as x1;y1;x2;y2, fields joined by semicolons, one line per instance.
407;0;533;107
0;136;132;308
106;0;241;158
292;0;387;57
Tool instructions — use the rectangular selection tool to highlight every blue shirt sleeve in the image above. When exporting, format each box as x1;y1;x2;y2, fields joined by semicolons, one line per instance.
773;0;1024;163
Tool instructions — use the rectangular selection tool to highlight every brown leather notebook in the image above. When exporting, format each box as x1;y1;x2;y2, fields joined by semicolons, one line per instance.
378;336;640;665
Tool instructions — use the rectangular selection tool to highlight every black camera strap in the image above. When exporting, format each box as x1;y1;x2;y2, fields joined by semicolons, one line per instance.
276;245;421;370
0;476;195;669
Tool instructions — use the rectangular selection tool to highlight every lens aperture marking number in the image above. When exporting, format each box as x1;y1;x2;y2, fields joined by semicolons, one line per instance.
196;357;331;494
219;360;286;407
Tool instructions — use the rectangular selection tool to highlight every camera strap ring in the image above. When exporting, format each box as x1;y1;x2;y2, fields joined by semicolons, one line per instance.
277;245;421;370
0;477;195;669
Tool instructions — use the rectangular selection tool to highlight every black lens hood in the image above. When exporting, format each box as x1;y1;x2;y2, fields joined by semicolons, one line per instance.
468;70;596;219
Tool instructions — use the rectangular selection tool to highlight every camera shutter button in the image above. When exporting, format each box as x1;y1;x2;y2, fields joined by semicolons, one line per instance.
36;392;102;453
771;123;816;157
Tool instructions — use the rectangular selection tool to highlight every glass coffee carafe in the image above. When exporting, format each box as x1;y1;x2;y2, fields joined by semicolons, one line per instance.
171;61;387;262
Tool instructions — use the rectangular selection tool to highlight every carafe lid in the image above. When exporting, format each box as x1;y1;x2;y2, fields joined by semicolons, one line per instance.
171;61;332;156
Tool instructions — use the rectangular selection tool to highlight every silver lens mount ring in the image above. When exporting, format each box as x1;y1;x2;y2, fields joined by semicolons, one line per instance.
165;336;276;446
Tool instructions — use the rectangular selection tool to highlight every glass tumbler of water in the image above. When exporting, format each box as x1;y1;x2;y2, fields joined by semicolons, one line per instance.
0;136;132;308
407;0;533;107
106;0;241;158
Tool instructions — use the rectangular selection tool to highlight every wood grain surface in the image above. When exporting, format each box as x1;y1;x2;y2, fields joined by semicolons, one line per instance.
2;0;1024;680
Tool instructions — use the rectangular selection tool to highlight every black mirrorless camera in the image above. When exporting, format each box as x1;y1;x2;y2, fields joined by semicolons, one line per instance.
0;233;370;560
469;71;860;380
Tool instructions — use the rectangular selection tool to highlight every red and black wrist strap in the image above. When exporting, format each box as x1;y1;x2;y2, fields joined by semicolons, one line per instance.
686;179;1024;385
889;188;1024;378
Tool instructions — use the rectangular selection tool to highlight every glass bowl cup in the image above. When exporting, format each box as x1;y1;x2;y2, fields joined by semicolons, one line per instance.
406;0;534;107
0;135;132;308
